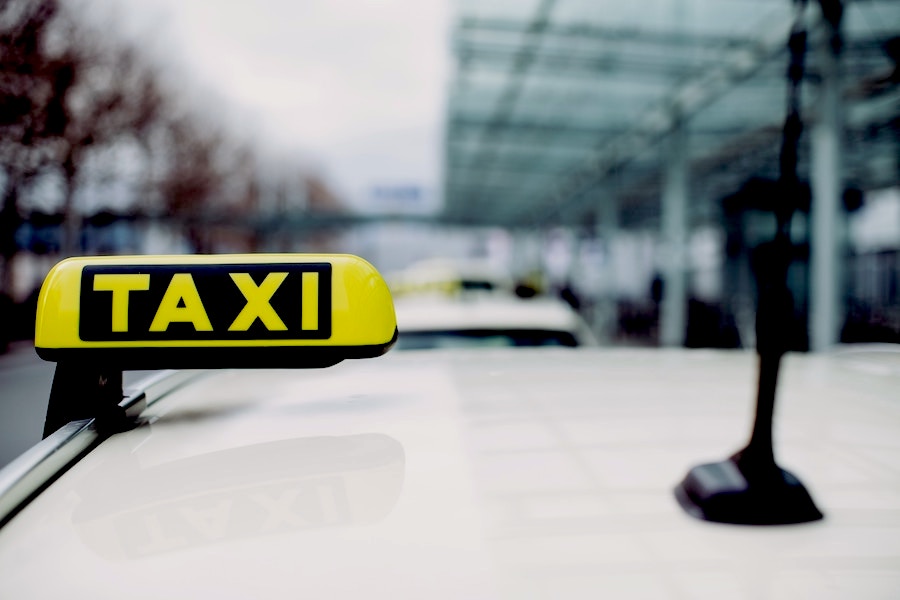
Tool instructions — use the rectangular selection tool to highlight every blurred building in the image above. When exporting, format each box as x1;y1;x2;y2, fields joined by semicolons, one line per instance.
441;0;900;349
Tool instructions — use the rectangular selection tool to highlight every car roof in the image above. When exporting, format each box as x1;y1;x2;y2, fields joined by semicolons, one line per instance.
0;347;899;598
394;295;587;334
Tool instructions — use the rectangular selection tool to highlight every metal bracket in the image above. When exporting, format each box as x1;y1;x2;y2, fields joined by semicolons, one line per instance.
43;363;132;438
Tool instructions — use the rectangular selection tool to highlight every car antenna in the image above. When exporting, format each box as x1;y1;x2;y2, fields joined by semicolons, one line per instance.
673;0;842;524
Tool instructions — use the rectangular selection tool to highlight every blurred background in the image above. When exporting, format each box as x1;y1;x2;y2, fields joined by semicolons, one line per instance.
0;0;898;463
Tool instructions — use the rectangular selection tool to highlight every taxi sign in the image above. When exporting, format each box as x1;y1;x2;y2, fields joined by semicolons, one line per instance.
35;254;397;369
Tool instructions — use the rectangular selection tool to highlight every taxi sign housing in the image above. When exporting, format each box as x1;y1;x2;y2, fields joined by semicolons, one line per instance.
35;254;397;369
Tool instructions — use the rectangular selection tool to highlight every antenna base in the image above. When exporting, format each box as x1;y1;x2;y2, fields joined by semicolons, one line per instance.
674;455;823;525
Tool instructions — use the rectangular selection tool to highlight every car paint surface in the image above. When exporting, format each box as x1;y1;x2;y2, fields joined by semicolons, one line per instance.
394;295;596;345
0;347;899;598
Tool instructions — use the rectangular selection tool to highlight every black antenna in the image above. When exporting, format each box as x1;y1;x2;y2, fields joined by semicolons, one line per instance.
673;0;839;525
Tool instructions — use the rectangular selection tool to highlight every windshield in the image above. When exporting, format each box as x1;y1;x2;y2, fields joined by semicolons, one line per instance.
396;329;579;350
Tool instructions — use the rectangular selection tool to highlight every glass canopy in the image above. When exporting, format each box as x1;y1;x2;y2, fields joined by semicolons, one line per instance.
443;0;899;229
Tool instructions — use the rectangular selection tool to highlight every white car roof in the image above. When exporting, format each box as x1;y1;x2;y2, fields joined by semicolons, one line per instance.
395;295;587;334
0;347;899;598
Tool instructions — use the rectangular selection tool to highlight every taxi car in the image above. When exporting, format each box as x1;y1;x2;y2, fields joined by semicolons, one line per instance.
388;258;515;297
0;254;898;599
393;294;597;350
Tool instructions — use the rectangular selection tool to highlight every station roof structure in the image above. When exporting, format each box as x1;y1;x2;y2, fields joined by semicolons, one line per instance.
441;0;900;229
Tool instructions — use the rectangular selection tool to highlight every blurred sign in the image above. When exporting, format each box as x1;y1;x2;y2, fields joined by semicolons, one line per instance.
369;185;436;215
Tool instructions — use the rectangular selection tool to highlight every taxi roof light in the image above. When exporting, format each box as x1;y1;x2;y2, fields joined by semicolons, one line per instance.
35;254;397;436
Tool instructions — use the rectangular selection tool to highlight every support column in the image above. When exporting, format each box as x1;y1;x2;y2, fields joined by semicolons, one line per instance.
596;194;620;343
809;19;843;352
660;119;689;347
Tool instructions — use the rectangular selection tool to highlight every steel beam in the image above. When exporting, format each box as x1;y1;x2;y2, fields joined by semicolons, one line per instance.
516;11;795;227
451;0;558;216
660;119;689;347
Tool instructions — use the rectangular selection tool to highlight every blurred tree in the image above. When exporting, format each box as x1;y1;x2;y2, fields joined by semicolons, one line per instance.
0;0;63;292
1;0;164;282
1;0;345;292
44;15;164;253
154;114;229;252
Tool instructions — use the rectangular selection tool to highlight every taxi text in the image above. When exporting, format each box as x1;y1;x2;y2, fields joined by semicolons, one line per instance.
79;264;331;341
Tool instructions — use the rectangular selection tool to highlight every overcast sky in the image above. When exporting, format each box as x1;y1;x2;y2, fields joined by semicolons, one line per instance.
86;0;451;210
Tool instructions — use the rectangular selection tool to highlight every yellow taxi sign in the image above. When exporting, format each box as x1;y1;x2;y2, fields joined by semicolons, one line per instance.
35;254;397;368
